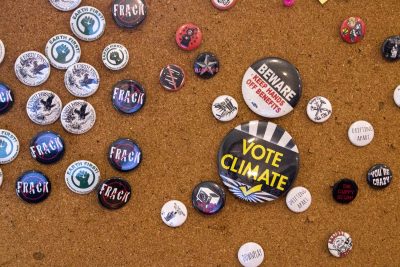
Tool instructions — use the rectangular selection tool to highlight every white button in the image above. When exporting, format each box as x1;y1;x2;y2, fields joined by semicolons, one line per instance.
328;231;353;257
102;43;129;71
286;186;312;213
15;51;51;87
393;85;400;107
0;168;3;187
0;129;19;164
61;100;96;135
161;200;187;228
0;40;5;64
212;95;238;122
237;242;264;267
306;96;332;123
49;0;81;11
45;34;81;70
70;6;106;42
348;120;374;147
26;90;62;125
64;63;100;97
65;160;100;194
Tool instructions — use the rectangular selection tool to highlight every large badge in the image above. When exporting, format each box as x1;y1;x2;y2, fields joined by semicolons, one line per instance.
217;120;300;203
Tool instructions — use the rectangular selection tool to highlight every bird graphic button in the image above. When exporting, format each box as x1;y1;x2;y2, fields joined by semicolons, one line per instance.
45;34;81;70
64;63;100;97
65;160;100;194
14;51;51;87
61;100;96;135
194;52;219;79
30;131;65;164
0;82;14;115
26;90;62;125
49;0;81;11
212;95;238;122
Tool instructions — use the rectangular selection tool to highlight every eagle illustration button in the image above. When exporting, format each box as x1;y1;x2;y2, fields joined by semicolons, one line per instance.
0;129;19;164
16;170;51;204
238;242;264;267
218;120;300;203
49;0;81;11
161;200;188;227
30;131;65;164
65;63;100;97
175;23;202;51
332;178;358;204
0;82;14;115
112;80;146;114
211;0;237;10
61;99;96;134
70;6;106;42
242;57;302;118
340;17;365;44
367;164;392;189
212;95;238;122
328;231;353;258
194;52;219;79
108;138;142;172
285;186;312;213
45;34;81;70
97;178;131;209
307;96;332;123
0;40;4;64
15;51;50;87
102;43;129;71
112;0;147;28
65;160;100;194
26;90;62;125
192;181;226;215
382;36;400;61
348;120;374;147
159;64;185;91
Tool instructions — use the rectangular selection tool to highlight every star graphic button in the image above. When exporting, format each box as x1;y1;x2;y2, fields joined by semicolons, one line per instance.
194;52;219;79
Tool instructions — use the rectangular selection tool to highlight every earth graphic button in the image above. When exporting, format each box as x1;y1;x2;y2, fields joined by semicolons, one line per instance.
16;170;51;204
45;34;81;70
0;129;19;165
112;0;148;28
112;80;146;114
192;181;226;215
65;160;100;194
70;6;106;42
108;138;142;172
30;131;65;164
97;178;132;210
0;82;14;115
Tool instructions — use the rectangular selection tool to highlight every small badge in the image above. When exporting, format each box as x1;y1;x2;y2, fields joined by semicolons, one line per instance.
382;36;400;61
112;0;148;28
26;90;62;125
0;40;5;64
49;0;81;11
159;64;185;91
194;52;220;79
175;23;202;51
394;85;400;107
211;0;237;10
242;57;302;118
112;80;146;114
161;200;188;228
97;178;132;210
102;43;129;71
192;181;226;215
328;231;353;258
0;82;14;115
70;6;106;42
64;63;100;97
306;96;332;123
16;170;51;204
218;120;300;203
285;186;312;213
65;160;100;194
0;168;3;187
340;17;365;44
61;100;96;134
108;138;142;172
15;51;50;87
0;129;19;164
347;120;374;147
332;178;358;204
237;242;265;267
212;95;238;122
367;164;392;189
30;131;65;164
45;34;81;70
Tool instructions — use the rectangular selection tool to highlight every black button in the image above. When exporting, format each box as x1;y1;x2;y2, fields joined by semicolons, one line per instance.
332;178;358;204
16;170;51;204
30;131;65;164
381;35;400;61
112;80;146;114
97;178;132;210
0;82;14;115
193;52;219;79
192;181;226;215
112;0;147;29
367;164;392;189
108;138;142;172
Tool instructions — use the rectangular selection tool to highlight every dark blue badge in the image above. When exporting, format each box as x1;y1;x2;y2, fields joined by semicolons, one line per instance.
30;131;65;164
0;82;14;115
192;181;226;215
97;177;132;210
108;138;142;171
193;52;220;79
112;80;146;114
16;170;51;204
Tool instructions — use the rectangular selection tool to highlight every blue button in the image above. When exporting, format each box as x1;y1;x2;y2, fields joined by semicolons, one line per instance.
30;131;65;164
0;82;14;115
112;80;146;114
108;138;142;171
16;170;51;204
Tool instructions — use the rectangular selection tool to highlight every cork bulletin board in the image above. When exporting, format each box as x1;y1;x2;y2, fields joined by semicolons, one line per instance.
0;0;399;266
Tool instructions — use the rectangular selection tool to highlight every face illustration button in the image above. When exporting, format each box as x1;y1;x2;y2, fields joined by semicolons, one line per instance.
340;17;365;44
16;170;51;204
30;131;65;164
175;23;202;51
97;178;131;210
61;99;96;135
211;0;237;10
0;82;14;115
0;129;19;165
285;186;312;213
0;40;5;64
49;0;81;11
112;0;148;28
381;36;400;61
108;138;142;172
192;181;226;215
112;80;146;114
194;52;220;79
26;90;62;125
328;231;353;258
65;160;100;194
242;57;302;118
102;43;129;71
159;64;185;91
15;51;50;87
237;242;264;267
70;6;106;42
332;178;358;204
65;63;100;97
212;95;238;122
45;34;81;70
306;96;332;123
161;200;187;227
367;164;392;189
348;120;374;147
218;120;300;203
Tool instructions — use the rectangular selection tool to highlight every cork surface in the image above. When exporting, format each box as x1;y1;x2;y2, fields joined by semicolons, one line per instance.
0;0;399;266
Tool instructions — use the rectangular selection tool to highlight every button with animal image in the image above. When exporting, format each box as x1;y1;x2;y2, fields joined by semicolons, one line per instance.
194;52;220;79
26;90;62;125
70;6;106;42
161;200;188;227
108;138;142;172
14;51;51;87
65;160;100;194
61;99;96;134
0;82;14;115
97;178;131;210
0;129;19;165
306;96;332;123
112;80;146;114
332;178;358;204
159;64;185;91
340;17;365;44
212;95;238;122
16;170;51;204
30;131;65;164
112;0;148;28
102;43;129;71
45;34;81;70
367;164;392;189
211;0;237;10
382;36;400;61
175;23;202;51
192;181;226;215
237;242;265;267
328;231;353;258
49;0;81;11
65;63;100;97
347;120;374;147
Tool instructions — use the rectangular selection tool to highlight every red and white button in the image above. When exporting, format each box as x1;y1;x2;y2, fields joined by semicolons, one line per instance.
175;23;202;51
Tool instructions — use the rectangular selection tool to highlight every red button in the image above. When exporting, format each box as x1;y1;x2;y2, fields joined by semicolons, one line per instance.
211;0;237;10
340;17;365;44
175;23;202;51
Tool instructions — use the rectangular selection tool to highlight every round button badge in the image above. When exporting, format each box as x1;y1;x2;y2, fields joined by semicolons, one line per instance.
30;131;65;164
16;170;51;204
340;17;365;44
70;6;106;42
242;57;302;118
176;23;202;51
0;129;19;165
0;40;4;64
332;178;358;204
112;80;146;114
0;168;3;187
306;96;332;123
65;160;100;194
65;63;100;97
393;85;400;107
285;186;312;213
112;0;148;28
192;181;226;215
348;120;374;147
328;231;353;258
97;178;132;210
159;64;185;91
237;242;264;267
102;43;129;71
108;138;142;172
161;200;188;228
26;90;62;125
194;52;220;79
212;95;238;122
49;0;81;11
15;51;50;87
367;164;392;189
45;34;81;70
211;0;237;10
61;100;96;135
0;82;14;115
218;120;300;203
381;35;400;61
